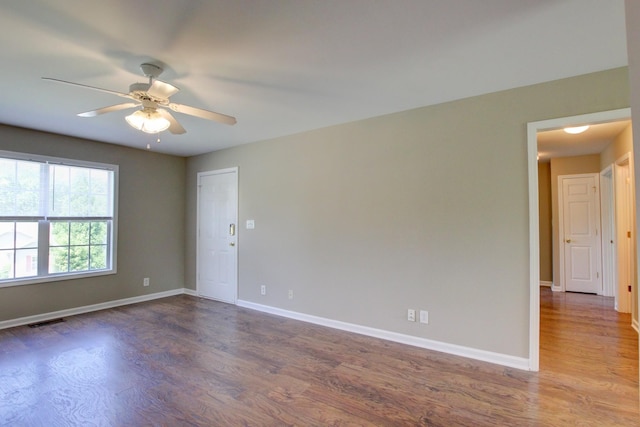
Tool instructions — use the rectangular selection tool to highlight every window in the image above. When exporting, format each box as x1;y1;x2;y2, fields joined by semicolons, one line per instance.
0;151;117;287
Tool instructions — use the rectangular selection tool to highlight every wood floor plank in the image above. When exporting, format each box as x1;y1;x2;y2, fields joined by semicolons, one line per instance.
0;288;637;426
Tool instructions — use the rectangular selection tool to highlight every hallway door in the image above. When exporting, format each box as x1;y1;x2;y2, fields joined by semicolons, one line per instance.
559;174;602;294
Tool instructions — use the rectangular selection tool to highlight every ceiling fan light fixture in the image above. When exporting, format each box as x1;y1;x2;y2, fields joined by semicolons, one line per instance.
125;108;170;134
563;125;590;134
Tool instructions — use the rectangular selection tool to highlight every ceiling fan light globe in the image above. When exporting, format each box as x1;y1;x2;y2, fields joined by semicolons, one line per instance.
125;109;170;134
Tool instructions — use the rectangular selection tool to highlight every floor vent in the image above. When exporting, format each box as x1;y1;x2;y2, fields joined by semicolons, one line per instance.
28;318;65;328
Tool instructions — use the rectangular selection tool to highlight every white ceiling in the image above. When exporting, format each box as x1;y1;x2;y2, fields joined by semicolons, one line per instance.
0;0;628;157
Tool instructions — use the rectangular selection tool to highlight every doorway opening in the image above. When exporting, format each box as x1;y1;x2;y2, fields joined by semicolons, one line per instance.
527;108;633;371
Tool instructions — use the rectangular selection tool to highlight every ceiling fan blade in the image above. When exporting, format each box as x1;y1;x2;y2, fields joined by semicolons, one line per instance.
147;80;180;99
42;77;133;99
158;108;186;134
77;102;140;117
168;103;237;125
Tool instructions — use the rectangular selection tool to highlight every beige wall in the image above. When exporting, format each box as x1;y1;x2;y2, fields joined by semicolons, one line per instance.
625;0;640;329
186;67;629;358
0;125;186;321
538;163;552;283
549;155;601;289
601;123;634;169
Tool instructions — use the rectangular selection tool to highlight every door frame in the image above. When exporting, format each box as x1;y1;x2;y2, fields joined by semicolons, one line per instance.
557;173;602;294
600;165;616;298
614;153;634;313
196;167;239;303
527;107;631;371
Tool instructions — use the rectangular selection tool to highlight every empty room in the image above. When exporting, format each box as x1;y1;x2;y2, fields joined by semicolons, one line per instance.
1;1;639;425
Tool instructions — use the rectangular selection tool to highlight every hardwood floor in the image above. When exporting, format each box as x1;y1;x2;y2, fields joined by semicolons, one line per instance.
0;288;637;426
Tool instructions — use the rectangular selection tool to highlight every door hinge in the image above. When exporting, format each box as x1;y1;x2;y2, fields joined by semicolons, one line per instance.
629;285;632;292
627;231;631;238
596;272;599;279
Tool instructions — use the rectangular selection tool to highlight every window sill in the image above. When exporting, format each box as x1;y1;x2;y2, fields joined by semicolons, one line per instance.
0;269;117;288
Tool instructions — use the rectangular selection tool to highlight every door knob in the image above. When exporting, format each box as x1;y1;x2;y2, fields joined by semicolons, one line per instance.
230;242;235;246
565;239;571;243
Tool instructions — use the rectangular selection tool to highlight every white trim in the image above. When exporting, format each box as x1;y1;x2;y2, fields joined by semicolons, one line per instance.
184;288;197;296
0;151;119;288
527;120;541;372
600;165;617;298
632;318;639;334
0;288;186;330
540;281;552;287
527;108;632;373
237;299;530;371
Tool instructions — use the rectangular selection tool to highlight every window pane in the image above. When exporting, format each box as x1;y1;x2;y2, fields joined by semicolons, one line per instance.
0;222;15;250
0;159;14;183
16;222;38;249
90;195;108;216
0;189;12;216
15;248;37;278
50;221;70;246
0;221;38;278
90;245;107;270
69;246;89;272
90;221;108;244
0;159;41;216
0;249;14;279
91;170;109;194
70;222;90;245
49;247;69;273
15;191;39;216
70;168;91;216
50;165;70;216
50;166;113;217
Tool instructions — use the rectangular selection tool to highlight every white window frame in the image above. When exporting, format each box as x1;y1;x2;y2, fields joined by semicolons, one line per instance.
0;150;118;288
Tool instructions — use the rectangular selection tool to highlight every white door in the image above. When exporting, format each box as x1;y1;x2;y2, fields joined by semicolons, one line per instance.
560;174;602;294
197;168;238;303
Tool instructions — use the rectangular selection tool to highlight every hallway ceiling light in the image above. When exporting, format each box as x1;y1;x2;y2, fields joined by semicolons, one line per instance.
563;125;590;134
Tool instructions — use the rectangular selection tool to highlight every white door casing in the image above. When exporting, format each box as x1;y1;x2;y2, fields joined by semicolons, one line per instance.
197;168;238;304
527;108;632;372
614;154;634;313
600;166;616;298
558;174;602;294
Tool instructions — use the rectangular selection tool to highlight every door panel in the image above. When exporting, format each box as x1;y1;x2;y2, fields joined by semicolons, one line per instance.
197;169;238;303
561;175;602;294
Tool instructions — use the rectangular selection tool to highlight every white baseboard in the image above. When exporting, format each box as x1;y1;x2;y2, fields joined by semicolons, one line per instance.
540;281;552;287
2;290;531;371
0;288;189;330
633;318;639;334
236;299;530;371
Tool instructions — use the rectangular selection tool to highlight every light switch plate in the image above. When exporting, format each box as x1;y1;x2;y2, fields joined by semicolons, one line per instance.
246;220;255;229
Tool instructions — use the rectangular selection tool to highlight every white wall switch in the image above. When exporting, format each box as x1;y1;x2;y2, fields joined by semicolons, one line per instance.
246;220;255;229
420;310;429;324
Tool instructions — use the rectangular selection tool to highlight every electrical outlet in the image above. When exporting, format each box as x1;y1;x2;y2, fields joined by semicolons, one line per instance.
407;309;416;322
143;277;150;287
288;290;294;300
260;285;266;295
420;310;429;324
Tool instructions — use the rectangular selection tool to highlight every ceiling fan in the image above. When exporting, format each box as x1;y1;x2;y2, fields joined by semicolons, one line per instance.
43;63;236;134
